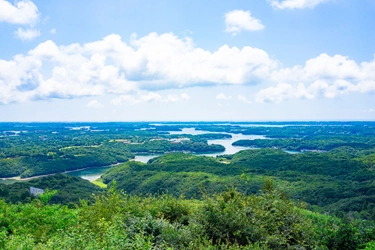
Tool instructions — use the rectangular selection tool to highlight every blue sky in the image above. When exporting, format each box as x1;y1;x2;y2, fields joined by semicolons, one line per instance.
0;0;374;121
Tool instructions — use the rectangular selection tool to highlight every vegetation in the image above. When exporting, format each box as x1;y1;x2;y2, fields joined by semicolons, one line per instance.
233;136;375;152
2;121;375;249
125;139;225;154
0;174;102;205
1;185;374;249
0;123;225;178
102;149;375;220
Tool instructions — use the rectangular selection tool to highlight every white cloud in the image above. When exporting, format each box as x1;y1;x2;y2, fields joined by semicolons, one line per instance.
216;93;232;100
0;32;278;104
256;83;314;103
111;92;161;105
270;53;370;83
0;0;39;25
1;32;374;105
86;100;102;108
256;79;373;103
111;92;190;106
50;28;56;34
129;32;276;86
225;10;264;35
14;28;40;40
237;95;252;104
0;0;41;41
257;53;375;103
269;0;329;9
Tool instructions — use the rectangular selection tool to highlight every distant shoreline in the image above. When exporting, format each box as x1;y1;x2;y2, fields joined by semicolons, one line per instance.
1;162;123;182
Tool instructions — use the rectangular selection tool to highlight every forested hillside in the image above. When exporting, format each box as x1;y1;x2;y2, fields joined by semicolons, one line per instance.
0;123;225;178
0;174;102;204
1;185;375;249
1;122;375;249
102;149;375;220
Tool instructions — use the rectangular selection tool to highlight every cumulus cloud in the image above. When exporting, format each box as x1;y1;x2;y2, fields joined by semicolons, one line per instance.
128;32;276;86
216;93;232;100
14;28;40;40
257;79;375;103
225;10;264;35
0;0;41;41
111;92;161;105
1;31;374;105
269;53;372;83
256;83;314;103
0;0;39;25
269;0;329;9
256;53;375;103
111;92;190;105
0;32;278;104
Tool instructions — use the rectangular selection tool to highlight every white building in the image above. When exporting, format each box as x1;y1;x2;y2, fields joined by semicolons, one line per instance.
30;187;45;196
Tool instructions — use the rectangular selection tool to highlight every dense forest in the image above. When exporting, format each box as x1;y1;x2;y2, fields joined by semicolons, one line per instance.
1;122;375;249
101;149;375;220
0;123;226;178
1;184;375;249
0;174;102;205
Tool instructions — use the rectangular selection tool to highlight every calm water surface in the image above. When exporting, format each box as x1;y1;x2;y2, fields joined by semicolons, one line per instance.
169;128;267;157
66;155;159;181
0;128;286;183
66;166;112;181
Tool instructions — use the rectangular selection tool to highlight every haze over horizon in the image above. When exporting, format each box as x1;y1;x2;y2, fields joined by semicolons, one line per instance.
0;0;374;121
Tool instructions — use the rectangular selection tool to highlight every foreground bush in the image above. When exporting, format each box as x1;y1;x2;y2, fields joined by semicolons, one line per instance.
0;185;374;249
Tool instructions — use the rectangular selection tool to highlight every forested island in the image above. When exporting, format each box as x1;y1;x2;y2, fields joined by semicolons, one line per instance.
1;121;375;249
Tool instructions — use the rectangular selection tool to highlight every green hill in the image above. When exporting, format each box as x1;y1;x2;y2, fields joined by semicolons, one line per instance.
1;186;374;249
102;149;375;220
0;174;102;205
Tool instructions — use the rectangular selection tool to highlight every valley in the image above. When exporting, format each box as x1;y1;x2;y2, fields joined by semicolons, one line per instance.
1;121;375;249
